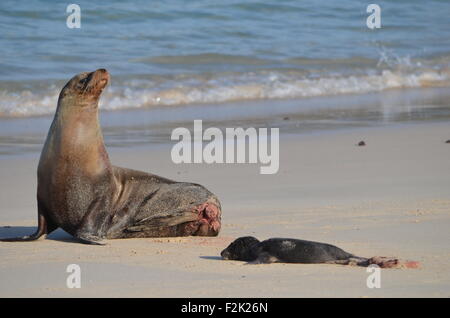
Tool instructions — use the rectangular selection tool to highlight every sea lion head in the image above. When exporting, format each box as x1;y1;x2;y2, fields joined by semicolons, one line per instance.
58;68;110;109
221;236;260;261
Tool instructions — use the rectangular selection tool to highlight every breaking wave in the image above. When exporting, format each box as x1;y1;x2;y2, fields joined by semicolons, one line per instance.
1;54;450;118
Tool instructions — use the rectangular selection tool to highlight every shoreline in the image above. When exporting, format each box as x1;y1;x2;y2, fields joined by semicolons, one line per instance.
1;86;450;157
0;121;449;297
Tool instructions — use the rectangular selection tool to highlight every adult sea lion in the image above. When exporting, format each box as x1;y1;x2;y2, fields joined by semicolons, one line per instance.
221;237;419;268
1;69;221;244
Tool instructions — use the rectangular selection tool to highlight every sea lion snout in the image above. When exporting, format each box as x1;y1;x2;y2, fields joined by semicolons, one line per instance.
220;249;231;260
90;68;110;90
94;68;109;80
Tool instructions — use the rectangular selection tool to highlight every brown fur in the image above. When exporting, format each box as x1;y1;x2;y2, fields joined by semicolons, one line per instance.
1;69;222;244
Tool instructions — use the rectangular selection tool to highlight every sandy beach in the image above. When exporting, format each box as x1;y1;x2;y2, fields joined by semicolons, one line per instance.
1;120;449;297
2;0;450;302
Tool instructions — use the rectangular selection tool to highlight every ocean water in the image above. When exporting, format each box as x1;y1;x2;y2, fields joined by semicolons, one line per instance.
1;0;450;117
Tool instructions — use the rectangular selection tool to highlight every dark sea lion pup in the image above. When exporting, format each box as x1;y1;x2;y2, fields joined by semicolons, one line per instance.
1;69;221;244
221;237;419;269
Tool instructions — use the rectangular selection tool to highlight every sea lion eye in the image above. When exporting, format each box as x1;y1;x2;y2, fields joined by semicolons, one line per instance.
76;77;88;90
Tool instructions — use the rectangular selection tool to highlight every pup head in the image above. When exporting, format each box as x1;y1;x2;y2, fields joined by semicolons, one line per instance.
221;236;260;261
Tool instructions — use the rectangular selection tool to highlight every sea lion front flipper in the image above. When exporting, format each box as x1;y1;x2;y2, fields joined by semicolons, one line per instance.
245;252;279;265
120;198;222;238
135;209;199;228
122;208;200;237
76;235;107;245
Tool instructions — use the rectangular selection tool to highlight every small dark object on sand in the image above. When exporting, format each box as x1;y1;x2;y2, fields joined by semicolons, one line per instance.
446;140;450;143
358;141;366;146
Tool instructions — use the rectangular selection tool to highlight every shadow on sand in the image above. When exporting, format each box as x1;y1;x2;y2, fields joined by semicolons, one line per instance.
199;255;222;261
0;226;79;244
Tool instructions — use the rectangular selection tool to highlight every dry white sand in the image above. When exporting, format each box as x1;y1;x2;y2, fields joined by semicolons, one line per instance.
0;121;449;297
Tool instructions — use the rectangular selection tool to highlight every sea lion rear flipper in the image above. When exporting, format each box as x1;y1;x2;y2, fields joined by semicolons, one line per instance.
366;256;420;269
324;255;420;268
0;233;45;242
324;257;367;266
0;209;57;242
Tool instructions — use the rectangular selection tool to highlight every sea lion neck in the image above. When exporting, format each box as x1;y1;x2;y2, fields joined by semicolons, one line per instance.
39;72;112;178
40;104;111;177
53;80;104;147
